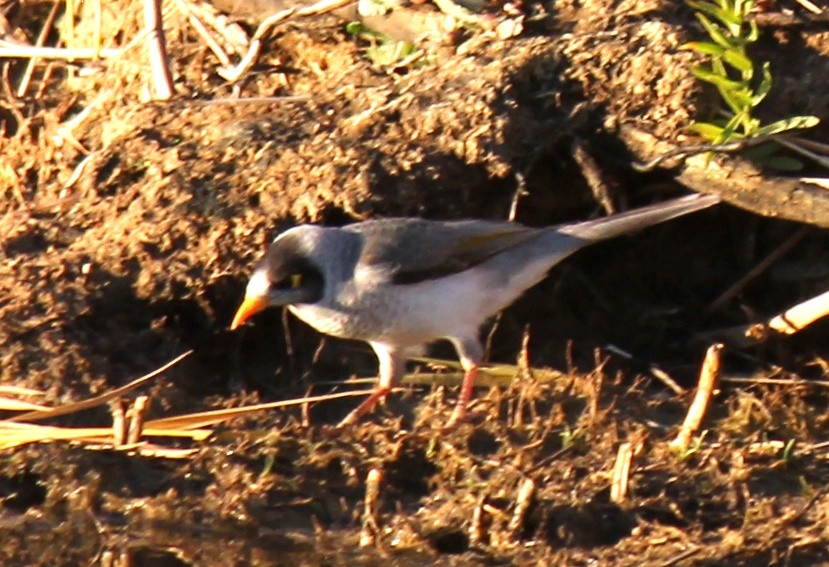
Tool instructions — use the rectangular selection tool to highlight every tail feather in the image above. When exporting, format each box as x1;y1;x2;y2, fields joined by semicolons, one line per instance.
556;193;720;242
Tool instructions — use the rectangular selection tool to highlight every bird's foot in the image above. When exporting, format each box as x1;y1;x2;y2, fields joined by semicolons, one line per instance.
441;401;469;431
339;387;391;426
441;364;478;430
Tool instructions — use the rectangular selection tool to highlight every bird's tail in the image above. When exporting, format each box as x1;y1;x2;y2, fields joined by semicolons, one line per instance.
556;193;720;242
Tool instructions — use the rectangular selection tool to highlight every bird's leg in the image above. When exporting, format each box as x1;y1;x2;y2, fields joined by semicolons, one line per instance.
445;338;483;428
339;344;403;426
446;363;478;428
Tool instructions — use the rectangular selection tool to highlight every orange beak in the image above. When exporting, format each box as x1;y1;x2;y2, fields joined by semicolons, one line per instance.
230;296;269;330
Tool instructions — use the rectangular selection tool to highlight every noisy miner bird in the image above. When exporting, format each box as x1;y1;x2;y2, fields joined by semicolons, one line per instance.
231;193;719;427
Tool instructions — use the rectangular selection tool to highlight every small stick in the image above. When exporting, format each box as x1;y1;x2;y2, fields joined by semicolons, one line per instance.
747;289;829;338
301;386;312;427
610;442;633;503
110;399;127;446
604;344;685;395
16;0;61;97
143;0;173;100
217;0;353;82
670;344;723;451
507;477;536;536
571;138;616;215
707;227;808;314
93;0;102;59
508;171;527;221
648;366;686;396
468;493;487;547
215;7;294;82
359;467;383;547
0;42;121;59
794;0;822;15
179;1;232;68
126;395;149;444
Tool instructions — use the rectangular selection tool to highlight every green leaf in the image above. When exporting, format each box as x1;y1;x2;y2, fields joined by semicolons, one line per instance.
687;1;721;18
719;86;753;114
719;113;745;143
741;142;780;161
345;21;367;36
754;116;821;136
689;121;726;141
746;19;759;42
711;57;730;79
691;66;744;90
762;156;804;171
722;48;753;76
752;62;772;106
695;13;733;48
683;41;726;56
365;40;416;66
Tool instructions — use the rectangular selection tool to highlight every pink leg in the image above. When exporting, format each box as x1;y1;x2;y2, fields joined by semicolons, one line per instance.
446;364;478;428
339;343;403;426
339;386;391;425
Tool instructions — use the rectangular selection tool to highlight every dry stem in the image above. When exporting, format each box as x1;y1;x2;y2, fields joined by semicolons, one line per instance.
670;344;724;451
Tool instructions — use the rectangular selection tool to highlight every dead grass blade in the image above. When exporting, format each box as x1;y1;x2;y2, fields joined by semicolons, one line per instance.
0;421;212;450
145;389;380;430
406;357;565;387
0;385;46;397
0;397;52;412
6;350;192;423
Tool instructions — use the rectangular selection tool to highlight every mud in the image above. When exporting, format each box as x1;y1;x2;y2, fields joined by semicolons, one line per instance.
1;0;828;564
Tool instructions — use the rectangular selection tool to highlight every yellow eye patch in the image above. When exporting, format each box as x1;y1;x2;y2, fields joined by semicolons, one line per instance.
290;273;303;288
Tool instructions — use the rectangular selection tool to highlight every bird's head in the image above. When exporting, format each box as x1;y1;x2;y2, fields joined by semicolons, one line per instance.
230;229;325;330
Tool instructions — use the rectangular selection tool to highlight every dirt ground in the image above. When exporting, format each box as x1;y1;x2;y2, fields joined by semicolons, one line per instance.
1;0;829;564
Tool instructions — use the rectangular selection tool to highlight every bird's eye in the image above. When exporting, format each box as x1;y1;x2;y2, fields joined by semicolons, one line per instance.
275;273;304;289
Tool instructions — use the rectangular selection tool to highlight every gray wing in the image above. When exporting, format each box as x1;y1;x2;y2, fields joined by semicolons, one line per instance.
344;218;544;285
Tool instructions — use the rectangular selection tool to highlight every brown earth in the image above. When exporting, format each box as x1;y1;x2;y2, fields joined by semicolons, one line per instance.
1;0;829;565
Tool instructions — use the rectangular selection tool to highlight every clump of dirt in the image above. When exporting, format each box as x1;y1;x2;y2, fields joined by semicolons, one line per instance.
1;0;828;564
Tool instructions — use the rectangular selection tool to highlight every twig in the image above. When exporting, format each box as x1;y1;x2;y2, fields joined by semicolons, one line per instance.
215;8;295;82
661;546;701;567
468;493;487;547
721;376;829;387
670;344;723;451
610;442;634;503
775;137;829;170
216;0;354;82
794;0;823;15
571;138;616;215
110;400;127;446
126;395;149;444
0;41;121;59
482;312;503;363
747;289;829;338
16;0;61;97
603;344;685;395
177;0;231;68
632;134;785;172
707;227;809;314
508;171;527;221
648;366;686;396
93;0;102;58
192;95;312;105
360;467;383;547
143;0;173;100
508;477;536;536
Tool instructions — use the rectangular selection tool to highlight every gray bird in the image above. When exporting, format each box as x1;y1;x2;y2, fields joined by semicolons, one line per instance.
231;193;719;427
